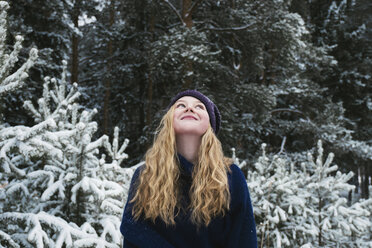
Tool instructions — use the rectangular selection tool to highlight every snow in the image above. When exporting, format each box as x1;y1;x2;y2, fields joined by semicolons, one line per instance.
78;13;97;26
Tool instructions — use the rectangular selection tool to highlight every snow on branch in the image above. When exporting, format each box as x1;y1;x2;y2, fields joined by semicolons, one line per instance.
74;238;118;248
99;216;122;244
0;15;38;95
0;0;38;90
200;22;255;32
0;211;107;247
41;179;65;201
0;230;21;248
270;108;309;120
102;126;129;167
0;35;22;77
6;181;29;197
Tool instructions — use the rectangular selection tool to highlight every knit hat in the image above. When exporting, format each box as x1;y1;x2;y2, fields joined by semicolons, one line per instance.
168;90;221;134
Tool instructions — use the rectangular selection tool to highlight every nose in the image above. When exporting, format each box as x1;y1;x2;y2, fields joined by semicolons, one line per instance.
185;106;194;112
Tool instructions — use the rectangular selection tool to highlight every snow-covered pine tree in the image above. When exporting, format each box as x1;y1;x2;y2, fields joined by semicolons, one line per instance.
0;1;38;122
0;59;139;247
244;144;302;247
0;4;137;244
297;140;372;247
243;141;372;248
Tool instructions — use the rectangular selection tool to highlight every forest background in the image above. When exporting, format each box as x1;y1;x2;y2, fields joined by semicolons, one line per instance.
4;0;371;198
0;0;371;247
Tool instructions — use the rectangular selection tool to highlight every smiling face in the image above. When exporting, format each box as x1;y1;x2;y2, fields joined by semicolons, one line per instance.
173;96;210;137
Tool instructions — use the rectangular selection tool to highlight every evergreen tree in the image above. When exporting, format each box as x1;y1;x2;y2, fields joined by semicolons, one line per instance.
298;0;372;198
105;0;322;163
0;5;135;245
77;0;153;164
3;0;72;126
4;0;101;125
0;61;130;247
0;60;138;247
108;0;371;170
0;1;38;123
243;141;372;247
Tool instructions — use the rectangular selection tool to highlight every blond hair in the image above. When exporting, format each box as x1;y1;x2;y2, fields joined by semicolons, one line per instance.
130;106;232;226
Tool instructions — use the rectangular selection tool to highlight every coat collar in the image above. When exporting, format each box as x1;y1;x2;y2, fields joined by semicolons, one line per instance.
177;153;194;176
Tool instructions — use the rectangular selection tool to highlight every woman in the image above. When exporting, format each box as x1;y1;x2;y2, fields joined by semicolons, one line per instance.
120;90;257;248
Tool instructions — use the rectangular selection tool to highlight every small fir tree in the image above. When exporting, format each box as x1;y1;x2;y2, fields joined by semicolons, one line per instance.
0;11;138;244
0;60;140;247
242;141;372;248
0;60;141;247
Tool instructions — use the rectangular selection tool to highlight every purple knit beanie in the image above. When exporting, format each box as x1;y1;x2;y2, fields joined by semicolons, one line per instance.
168;90;221;134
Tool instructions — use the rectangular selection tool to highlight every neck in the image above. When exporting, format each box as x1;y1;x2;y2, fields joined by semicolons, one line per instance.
176;134;201;164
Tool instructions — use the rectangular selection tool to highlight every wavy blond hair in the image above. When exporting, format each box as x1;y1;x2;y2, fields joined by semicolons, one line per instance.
130;106;232;226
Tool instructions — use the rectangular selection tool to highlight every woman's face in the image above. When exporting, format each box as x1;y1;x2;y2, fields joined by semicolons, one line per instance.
173;96;210;136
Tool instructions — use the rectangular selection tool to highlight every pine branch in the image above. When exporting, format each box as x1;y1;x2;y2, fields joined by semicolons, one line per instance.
162;0;185;26
200;22;254;32
278;136;287;155
270;108;309;120
232;33;244;47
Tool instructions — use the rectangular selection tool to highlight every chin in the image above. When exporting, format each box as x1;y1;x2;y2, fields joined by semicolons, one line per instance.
174;128;207;136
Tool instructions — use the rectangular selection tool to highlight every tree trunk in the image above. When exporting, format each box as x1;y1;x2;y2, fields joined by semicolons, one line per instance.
132;0;148;130
230;0;240;77
361;164;370;199
76;145;85;225
318;195;322;246
182;0;193;28
146;6;155;126
146;76;153;126
182;0;193;88
369;165;371;198
103;0;115;134
71;0;80;84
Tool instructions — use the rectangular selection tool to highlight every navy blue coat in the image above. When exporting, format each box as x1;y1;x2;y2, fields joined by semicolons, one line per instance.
120;155;257;248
